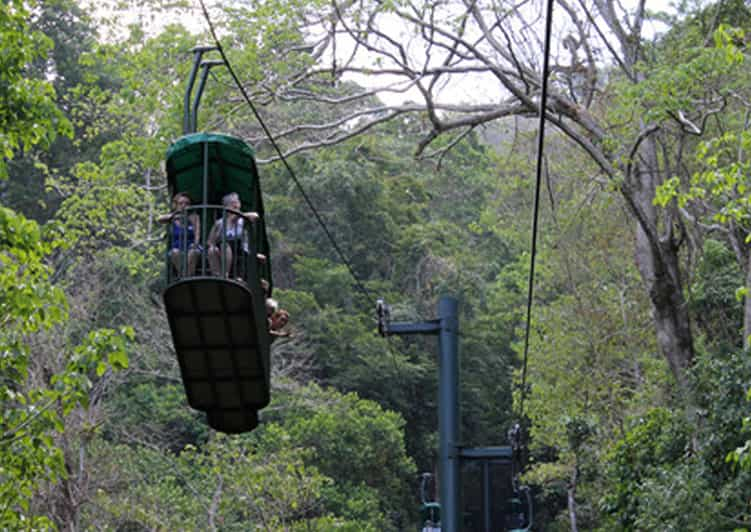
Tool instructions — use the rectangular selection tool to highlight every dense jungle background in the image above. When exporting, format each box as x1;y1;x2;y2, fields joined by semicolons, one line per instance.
3;0;751;529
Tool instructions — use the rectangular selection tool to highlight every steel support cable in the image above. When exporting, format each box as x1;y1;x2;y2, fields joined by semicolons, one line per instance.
519;0;555;421
198;0;377;307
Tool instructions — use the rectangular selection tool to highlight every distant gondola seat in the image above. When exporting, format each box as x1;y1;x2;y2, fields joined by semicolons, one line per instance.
162;133;272;433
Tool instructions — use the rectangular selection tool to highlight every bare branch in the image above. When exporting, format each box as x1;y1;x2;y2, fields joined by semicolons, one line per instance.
255;107;411;163
580;0;634;79
667;110;702;135
420;126;476;169
626;123;660;179
678;206;728;234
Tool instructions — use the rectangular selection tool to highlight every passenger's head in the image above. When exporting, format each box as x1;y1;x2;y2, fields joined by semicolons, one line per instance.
222;192;241;209
271;309;289;329
172;192;191;211
266;297;279;316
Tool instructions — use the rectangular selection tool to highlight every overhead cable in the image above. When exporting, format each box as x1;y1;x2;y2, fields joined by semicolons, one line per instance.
519;0;555;421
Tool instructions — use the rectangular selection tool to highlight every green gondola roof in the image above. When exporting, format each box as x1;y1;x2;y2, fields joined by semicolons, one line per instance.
166;132;255;161
165;132;260;209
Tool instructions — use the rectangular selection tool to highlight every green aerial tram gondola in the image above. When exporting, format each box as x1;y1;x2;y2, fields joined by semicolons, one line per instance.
161;47;272;434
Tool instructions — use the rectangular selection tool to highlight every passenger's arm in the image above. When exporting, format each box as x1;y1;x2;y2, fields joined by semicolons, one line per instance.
157;212;175;224
225;208;259;223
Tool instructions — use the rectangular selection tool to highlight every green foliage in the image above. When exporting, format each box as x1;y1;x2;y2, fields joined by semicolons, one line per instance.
601;348;751;531
0;207;66;339
689;239;744;348
0;0;72;178
2;0;114;221
261;383;416;528
293;257;354;307
655;126;751;231
50;160;153;256
727;388;751;473
103;381;210;452
692;350;751;467
618;25;745;130
86;385;409;530
600;408;691;530
223;0;328;88
0;207;130;529
0;206;65;528
507;177;668;493
83;433;334;530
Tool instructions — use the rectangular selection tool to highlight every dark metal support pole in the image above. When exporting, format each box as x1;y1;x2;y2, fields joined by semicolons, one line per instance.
377;295;460;531
191;64;211;133
183;46;216;134
438;296;459;532
184;53;201;134
191;61;224;132
201;142;209;274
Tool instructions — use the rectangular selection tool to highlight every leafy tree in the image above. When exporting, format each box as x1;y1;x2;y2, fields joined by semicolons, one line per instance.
728;389;751;503
602;348;751;531
3;0;107;221
80;384;411;530
600;408;692;530
0;0;71;180
652;22;751;349
0;207;130;528
261;383;417;528
687;239;744;350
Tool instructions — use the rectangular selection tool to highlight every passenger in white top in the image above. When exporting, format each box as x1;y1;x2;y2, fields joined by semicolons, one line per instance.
207;192;259;278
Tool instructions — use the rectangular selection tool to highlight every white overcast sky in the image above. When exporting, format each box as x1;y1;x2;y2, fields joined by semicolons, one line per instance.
89;0;694;107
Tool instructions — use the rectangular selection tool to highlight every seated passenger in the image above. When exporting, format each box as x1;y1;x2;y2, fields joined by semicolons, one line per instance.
266;298;290;340
269;309;290;340
270;309;289;331
158;192;201;277
207;192;259;279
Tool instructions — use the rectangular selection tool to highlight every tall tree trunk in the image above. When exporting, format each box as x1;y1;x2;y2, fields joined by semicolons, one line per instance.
634;225;694;389
628;145;694;394
598;4;695;396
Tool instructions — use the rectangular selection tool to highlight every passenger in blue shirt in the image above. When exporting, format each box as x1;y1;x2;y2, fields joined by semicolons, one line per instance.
158;192;201;278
